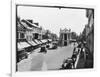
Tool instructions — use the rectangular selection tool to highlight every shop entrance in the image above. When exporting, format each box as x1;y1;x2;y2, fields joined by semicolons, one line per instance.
64;41;67;46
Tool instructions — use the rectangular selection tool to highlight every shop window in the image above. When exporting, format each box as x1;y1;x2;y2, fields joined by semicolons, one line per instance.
20;33;25;39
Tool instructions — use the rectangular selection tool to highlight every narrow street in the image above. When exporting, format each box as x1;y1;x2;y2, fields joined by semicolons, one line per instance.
18;44;74;71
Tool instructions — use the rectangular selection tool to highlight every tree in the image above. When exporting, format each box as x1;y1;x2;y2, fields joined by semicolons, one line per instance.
44;30;51;39
71;32;77;39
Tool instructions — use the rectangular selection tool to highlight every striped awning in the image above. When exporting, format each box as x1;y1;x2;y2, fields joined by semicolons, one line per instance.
17;20;32;32
17;42;31;50
34;40;41;44
27;41;37;46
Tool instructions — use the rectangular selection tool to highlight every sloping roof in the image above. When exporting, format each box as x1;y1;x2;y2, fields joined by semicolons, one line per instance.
17;21;27;32
21;20;34;31
21;19;40;29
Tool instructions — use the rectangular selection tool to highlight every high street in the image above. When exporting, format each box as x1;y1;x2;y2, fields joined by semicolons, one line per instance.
18;44;75;71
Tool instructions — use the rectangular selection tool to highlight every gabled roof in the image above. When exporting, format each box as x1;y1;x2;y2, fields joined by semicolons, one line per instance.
17;20;28;32
21;19;40;29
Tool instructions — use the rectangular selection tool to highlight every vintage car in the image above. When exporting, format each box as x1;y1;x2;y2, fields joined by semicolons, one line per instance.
46;43;50;48
48;42;58;49
40;45;47;53
60;58;73;69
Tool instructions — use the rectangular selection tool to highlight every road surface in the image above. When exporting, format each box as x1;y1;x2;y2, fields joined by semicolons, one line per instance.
17;44;74;71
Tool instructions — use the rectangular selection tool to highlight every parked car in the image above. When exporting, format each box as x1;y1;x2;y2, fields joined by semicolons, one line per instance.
46;43;50;48
52;43;57;49
48;42;58;49
40;45;47;53
60;58;73;69
24;45;37;53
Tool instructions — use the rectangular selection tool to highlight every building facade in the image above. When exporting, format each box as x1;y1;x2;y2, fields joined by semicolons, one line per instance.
21;19;42;41
81;9;94;68
86;9;94;56
59;28;71;46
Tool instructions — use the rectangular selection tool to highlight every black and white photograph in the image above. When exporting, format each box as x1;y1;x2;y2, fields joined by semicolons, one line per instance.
16;4;94;71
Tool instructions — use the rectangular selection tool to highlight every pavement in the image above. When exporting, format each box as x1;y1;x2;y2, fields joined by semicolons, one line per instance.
17;44;75;71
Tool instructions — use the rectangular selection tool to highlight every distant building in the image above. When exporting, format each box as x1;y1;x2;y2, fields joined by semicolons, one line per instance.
51;33;58;41
41;28;47;39
59;28;71;46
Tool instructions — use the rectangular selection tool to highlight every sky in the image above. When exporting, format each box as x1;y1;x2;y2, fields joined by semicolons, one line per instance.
17;6;88;37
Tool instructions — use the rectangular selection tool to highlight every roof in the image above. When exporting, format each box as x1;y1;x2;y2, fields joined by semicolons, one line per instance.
21;20;34;31
21;19;40;29
17;23;26;32
17;20;32;31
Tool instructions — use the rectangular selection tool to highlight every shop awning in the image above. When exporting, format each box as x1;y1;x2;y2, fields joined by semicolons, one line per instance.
28;41;37;46
17;42;31;50
38;40;43;44
34;40;41;44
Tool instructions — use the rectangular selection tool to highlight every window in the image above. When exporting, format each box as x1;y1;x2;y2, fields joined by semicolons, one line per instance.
20;33;25;39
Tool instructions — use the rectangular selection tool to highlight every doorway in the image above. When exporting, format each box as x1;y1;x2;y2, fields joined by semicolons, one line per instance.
64;41;67;46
